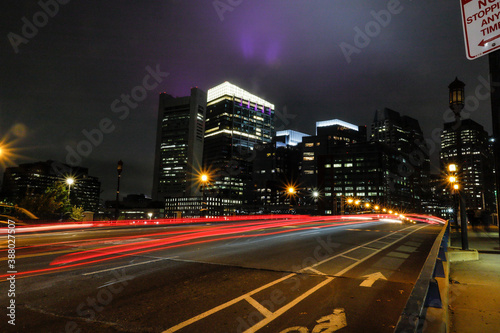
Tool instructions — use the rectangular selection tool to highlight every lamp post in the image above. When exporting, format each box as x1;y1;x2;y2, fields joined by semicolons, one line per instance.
115;160;123;220
449;78;469;250
448;163;468;250
66;177;75;203
200;173;209;217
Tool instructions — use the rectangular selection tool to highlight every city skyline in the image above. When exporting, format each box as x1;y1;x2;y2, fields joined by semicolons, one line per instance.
0;1;494;199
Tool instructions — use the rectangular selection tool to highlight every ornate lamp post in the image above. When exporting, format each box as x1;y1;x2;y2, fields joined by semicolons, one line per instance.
449;78;469;250
448;163;468;250
115;160;123;220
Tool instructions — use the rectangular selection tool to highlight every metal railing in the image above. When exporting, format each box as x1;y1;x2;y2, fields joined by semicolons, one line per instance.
394;220;450;333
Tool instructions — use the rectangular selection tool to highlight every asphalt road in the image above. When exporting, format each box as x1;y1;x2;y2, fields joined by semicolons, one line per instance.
0;216;443;333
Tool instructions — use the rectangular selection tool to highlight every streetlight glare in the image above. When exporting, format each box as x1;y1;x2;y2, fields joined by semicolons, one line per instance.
66;177;75;185
312;191;319;198
448;163;457;172
200;174;209;182
287;187;296;194
453;184;460;190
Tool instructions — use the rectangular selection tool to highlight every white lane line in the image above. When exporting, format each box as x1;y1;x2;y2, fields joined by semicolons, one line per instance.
242;277;335;333
163;273;295;333
82;258;173;275
245;296;273;317
163;224;427;332
304;267;326;275
340;254;359;262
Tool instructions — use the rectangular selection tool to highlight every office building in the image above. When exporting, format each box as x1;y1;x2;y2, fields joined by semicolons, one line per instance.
440;118;496;212
317;142;414;214
203;81;275;203
252;139;303;211
152;88;207;202
1;160;100;211
370;108;430;209
301;119;367;190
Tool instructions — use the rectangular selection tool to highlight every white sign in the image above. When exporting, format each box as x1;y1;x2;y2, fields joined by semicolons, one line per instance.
461;0;500;60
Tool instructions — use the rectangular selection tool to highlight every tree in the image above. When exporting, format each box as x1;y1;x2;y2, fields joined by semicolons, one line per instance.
17;182;70;220
69;206;84;221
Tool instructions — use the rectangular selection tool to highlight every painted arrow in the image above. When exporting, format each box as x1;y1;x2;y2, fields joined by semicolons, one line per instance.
359;272;387;287
479;33;500;47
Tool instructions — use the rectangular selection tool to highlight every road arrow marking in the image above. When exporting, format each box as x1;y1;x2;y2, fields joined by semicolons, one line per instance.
479;33;500;47
359;272;387;287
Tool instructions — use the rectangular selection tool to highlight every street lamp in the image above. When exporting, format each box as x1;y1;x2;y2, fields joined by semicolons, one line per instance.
200;173;209;217
115;160;123;220
66;177;75;201
448;162;468;250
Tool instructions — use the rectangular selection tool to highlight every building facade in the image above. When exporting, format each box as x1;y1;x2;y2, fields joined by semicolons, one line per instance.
203;81;275;203
370;108;430;211
317;142;414;214
1;160;100;211
440;118;496;212
301;119;367;191
152;88;207;201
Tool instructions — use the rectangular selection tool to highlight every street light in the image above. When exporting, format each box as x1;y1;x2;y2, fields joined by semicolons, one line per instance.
199;173;210;217
66;177;75;201
447;162;468;250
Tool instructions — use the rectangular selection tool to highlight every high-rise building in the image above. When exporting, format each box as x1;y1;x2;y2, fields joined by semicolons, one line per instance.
317;142;414;214
371;108;425;155
440;118;496;212
203;81;275;202
252;139;302;210
301;119;367;190
152;88;207;202
1;160;100;211
370;108;430;210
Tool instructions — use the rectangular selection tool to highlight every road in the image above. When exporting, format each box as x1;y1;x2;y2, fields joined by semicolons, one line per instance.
0;215;443;333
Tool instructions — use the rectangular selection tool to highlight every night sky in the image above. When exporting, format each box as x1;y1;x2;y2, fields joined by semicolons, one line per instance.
0;0;493;201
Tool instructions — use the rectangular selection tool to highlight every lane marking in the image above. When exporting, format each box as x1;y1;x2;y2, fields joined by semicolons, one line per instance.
243;277;335;333
245;296;273;317
305;267;326;275
82;258;173;275
164;224;429;332
163;273;295;333
339;254;359;262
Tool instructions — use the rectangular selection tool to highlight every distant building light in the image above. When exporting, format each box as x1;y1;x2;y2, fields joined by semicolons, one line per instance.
207;81;274;109
316;119;358;134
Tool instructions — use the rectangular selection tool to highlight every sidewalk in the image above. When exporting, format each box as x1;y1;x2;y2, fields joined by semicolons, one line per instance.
448;225;500;333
